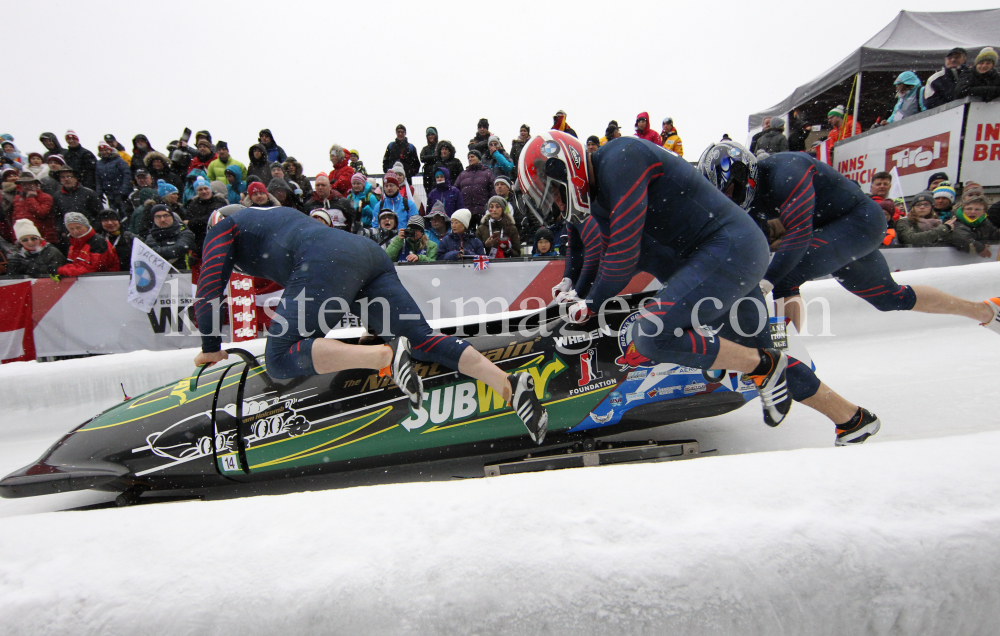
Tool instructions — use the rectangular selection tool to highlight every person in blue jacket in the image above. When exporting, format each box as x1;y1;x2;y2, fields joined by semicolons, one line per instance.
224;164;246;204
887;71;926;122
435;209;485;260
425;166;465;216
346;173;379;228
522;131;878;446
377;172;418;228
95;142;133;211
194;205;548;443
483;136;515;179
703;145;1000;340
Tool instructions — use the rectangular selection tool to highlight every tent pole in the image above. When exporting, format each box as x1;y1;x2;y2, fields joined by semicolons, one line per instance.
852;72;862;133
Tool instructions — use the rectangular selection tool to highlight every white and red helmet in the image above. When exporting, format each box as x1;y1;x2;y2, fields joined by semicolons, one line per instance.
516;130;591;224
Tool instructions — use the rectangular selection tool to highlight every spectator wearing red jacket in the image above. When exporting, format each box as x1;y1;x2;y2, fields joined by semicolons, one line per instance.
57;212;119;276
187;139;217;175
634;112;661;144
327;144;355;197
12;173;57;244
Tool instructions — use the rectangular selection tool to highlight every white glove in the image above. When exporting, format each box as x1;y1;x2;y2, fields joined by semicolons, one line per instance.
555;288;579;305
759;279;774;296
552;277;573;300
566;299;594;325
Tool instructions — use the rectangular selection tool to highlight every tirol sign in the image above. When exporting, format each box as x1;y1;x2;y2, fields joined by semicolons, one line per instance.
960;101;1000;187
832;104;964;195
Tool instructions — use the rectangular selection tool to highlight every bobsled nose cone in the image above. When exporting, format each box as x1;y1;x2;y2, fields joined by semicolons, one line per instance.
0;460;128;499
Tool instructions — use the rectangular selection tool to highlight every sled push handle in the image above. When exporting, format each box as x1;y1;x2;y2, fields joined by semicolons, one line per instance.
189;347;261;392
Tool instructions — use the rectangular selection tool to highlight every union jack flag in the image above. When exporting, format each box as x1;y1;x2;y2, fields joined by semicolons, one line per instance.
473;255;490;271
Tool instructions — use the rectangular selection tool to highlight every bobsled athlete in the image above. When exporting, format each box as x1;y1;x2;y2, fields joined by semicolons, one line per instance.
520;131;877;446
699;145;1000;335
193;205;548;443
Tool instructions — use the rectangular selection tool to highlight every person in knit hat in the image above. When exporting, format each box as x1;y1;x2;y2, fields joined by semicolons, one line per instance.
531;227;558;258
58;211;120;276
144;204;196;266
511;124;531;167
932;182;956;217
469;118;492;156
956;47;1000;102
97;207;137;267
50;164;103;239
823;105;860;165
184;177;227;248
61;130;98;190
436;208;485;261
386;214;437;263
477;195;520;258
309;209;332;227
95;141;133;211
381;125;419;184
349;149;368;177
5;219;66;277
378;171;418;227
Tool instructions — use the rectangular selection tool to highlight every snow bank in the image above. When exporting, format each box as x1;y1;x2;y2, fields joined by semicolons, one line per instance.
1;431;999;635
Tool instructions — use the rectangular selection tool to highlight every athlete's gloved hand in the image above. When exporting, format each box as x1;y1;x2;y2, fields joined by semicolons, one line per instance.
552;277;573;300
566;299;594;325
760;279;774;296
555;288;579;305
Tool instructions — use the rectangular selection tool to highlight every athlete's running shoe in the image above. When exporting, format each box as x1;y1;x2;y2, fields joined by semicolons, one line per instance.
510;372;548;445
749;348;791;427
388;336;423;409
981;298;1000;335
835;407;881;446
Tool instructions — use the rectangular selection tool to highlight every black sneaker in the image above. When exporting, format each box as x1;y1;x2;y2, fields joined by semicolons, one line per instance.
510;373;548;445
749;349;791;427
836;407;881;446
391;336;423;409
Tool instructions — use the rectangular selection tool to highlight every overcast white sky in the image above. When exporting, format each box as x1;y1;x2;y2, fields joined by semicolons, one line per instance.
5;0;997;176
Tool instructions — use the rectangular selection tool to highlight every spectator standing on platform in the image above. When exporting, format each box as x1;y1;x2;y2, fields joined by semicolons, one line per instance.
956;47;1000;102
247;144;271;185
454;150;494;224
469;118;492;156
436;208;485;261
386;215;437;263
477;196;520;258
58;212;119;275
206;141;246;182
6;219;65;277
282;158;312;201
660;118;684;156
426;167;464;217
510;125;530;167
755;117;788;154
12;173;57;245
62;131;97;190
51;165;103;234
634;112;661;144
431;140;464;186
483;136;515;179
98;208;136;268
345;174;379;228
224;165;246;204
600;121;621;146
349;150;368;177
103;134;132;164
824;106;861;165
144;205;195;267
420;127;439;194
95;142;133;211
749;117;771;154
258;129;287;163
382;125;419;184
551;110;578;138
925;48;968;109
328;145;355;197
788;111;811;152
130;135;155;176
38;132;65;161
887;71;926;123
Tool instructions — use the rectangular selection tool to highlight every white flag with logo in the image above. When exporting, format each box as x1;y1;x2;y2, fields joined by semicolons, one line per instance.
127;237;176;311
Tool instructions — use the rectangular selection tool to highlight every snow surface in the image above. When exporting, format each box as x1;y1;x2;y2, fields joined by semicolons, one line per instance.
1;264;999;635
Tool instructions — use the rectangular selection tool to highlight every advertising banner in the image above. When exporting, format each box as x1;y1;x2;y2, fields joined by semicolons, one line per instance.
832;105;965;195
959;101;1000;187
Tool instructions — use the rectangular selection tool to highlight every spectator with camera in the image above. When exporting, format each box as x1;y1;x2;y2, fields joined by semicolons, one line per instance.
436;208;484;261
368;209;399;249
477;196;520;258
282;158;312;201
387;215;438;263
12;172;57;245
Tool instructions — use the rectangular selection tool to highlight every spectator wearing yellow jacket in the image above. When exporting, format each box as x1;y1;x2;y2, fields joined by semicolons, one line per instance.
205;142;247;182
660;118;683;157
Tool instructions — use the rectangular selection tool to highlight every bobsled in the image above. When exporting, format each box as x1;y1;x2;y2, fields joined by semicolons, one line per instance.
0;293;766;503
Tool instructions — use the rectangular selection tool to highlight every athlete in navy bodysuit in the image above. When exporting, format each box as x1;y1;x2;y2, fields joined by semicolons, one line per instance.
713;149;1000;338
193;205;548;443
520;132;882;445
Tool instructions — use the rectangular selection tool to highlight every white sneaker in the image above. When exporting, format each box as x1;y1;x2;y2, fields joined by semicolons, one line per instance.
982;298;1000;335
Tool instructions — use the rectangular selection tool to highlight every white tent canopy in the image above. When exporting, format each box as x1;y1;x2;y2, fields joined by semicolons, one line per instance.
748;10;1000;128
